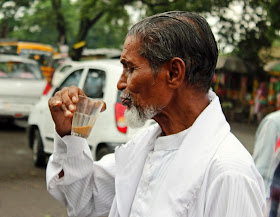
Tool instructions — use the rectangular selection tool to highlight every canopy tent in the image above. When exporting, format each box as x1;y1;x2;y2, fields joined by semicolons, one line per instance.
216;56;248;74
264;60;280;76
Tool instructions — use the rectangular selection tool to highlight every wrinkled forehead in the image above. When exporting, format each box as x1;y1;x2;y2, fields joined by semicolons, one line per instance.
120;36;141;60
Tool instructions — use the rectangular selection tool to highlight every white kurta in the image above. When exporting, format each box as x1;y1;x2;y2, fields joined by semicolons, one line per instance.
46;91;265;217
130;128;190;216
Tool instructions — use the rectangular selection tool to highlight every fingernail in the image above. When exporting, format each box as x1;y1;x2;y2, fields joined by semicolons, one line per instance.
72;96;77;102
65;110;72;116
55;101;61;105
69;104;74;111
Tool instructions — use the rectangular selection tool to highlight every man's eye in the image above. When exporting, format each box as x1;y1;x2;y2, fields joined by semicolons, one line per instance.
126;67;134;73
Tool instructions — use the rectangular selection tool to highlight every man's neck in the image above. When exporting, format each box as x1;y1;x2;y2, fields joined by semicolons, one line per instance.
153;90;209;136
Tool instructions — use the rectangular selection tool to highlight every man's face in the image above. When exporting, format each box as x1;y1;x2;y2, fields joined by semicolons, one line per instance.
117;36;171;128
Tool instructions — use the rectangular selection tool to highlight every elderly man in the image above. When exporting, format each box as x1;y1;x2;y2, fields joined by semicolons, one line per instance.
47;11;265;217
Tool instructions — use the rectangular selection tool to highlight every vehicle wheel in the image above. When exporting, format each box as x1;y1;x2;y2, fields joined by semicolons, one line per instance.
32;129;46;167
96;146;110;161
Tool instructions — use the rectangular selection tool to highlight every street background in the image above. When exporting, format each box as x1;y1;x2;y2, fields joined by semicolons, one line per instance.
0;121;257;217
1;0;280;216
0;123;68;217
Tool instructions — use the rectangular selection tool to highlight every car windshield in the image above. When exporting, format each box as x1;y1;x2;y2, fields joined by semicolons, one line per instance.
0;61;43;79
20;49;53;67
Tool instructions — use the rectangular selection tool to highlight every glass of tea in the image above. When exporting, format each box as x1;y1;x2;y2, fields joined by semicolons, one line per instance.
71;95;104;139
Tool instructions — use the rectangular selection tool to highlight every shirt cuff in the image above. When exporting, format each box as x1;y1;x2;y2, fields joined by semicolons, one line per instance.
53;131;67;155
54;132;88;157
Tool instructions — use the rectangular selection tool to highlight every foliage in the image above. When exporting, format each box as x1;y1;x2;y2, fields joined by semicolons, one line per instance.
86;13;129;49
200;0;279;75
4;0;78;50
0;0;35;38
142;0;232;15
7;1;58;44
267;0;280;31
1;0;280;68
70;0;132;60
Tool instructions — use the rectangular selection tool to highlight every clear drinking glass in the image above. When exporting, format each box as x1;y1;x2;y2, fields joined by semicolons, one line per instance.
71;95;104;139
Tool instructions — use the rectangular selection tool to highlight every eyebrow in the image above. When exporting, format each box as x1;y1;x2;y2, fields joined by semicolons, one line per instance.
120;59;134;67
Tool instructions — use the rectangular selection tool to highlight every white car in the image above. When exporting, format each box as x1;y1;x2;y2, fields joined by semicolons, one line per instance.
51;60;79;87
28;59;155;167
0;54;46;126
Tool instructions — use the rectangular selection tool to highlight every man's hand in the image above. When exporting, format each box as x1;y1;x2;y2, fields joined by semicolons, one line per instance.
48;86;86;137
48;86;106;137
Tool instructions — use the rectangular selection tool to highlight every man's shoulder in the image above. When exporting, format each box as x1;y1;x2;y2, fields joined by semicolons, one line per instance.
208;133;257;179
263;110;280;122
257;110;280;132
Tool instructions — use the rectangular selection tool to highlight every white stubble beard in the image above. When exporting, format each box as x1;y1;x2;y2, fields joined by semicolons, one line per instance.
124;105;159;128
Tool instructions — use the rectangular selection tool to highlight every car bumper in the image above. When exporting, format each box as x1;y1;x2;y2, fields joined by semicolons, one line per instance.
0;102;34;119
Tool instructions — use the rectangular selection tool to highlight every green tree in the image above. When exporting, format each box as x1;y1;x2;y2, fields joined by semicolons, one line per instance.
226;0;280;76
7;0;78;49
69;0;132;60
51;0;68;48
86;13;129;49
69;0;238;60
0;0;35;38
3;0;279;67
7;1;58;44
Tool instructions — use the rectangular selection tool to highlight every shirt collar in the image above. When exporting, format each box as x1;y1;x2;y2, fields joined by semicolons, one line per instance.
154;127;191;151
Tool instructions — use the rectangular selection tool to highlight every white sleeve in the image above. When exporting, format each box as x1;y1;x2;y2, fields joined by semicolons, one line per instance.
204;171;265;217
46;132;116;217
253;118;279;199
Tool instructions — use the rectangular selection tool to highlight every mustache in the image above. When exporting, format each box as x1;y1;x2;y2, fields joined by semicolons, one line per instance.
120;91;133;100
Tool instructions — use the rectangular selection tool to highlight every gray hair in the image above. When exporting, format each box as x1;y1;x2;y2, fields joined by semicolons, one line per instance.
126;11;218;92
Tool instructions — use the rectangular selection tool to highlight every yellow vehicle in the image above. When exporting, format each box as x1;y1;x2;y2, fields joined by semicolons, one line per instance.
0;40;55;82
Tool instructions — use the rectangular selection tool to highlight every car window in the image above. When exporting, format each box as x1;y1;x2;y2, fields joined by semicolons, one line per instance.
0;61;42;79
56;69;83;92
83;68;106;98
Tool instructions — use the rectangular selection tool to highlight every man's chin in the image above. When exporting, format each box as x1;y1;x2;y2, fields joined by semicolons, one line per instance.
124;107;147;129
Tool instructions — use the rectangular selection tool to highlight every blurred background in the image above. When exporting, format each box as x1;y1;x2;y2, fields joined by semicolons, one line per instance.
0;0;280;216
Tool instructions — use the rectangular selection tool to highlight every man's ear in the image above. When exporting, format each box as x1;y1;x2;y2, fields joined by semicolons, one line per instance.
166;57;185;89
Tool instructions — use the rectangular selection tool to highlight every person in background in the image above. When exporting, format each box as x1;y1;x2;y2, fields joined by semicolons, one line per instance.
264;137;280;217
254;82;268;123
253;92;280;200
47;11;265;217
276;92;280;111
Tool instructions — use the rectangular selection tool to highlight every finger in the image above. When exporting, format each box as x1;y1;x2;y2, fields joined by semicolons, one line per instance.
61;103;73;117
48;95;62;111
68;86;84;104
61;87;75;112
77;88;86;98
100;100;107;112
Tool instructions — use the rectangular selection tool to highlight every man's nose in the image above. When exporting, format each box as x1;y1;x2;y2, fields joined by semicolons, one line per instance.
117;73;127;91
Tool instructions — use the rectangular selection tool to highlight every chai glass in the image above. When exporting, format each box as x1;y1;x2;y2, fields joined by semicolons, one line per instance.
71;95;104;139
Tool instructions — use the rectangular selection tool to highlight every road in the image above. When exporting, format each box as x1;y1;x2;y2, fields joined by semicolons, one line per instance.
230;121;257;154
0;121;258;217
0;123;67;217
